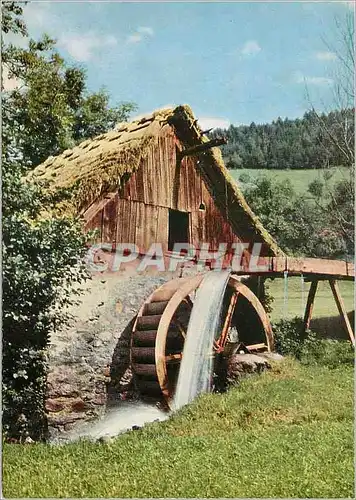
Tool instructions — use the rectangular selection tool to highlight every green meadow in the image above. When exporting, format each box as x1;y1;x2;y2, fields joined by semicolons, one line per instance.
3;358;354;498
230;167;350;195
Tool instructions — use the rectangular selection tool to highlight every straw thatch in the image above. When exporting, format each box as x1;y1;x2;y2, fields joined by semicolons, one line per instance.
30;105;283;255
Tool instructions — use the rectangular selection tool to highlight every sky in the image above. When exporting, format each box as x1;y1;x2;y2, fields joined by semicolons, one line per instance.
16;0;355;128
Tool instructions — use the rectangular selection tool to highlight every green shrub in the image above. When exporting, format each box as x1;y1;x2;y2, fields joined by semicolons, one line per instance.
273;318;354;368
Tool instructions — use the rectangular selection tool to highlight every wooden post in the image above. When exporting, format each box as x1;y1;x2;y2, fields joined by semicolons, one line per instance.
303;280;318;333
329;280;355;346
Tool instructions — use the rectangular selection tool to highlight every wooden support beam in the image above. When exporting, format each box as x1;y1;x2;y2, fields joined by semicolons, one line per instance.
180;137;227;157
329;280;355;346
231;256;354;280
303;280;318;333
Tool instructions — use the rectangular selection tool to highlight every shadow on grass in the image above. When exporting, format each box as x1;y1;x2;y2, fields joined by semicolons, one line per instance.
310;310;354;340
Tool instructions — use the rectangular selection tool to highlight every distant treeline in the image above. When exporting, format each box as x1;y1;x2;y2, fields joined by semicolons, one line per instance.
210;109;354;170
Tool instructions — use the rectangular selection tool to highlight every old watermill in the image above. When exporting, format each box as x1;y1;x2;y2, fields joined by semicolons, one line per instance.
130;271;274;407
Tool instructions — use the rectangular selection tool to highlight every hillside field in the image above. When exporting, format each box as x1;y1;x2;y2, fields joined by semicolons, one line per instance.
230;167;349;195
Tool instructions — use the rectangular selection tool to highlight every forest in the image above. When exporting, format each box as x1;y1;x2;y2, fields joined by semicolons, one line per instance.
211;108;354;170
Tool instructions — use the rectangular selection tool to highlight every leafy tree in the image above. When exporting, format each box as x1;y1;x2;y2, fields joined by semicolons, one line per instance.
2;4;136;168
1;2;136;440
244;176;346;258
306;11;354;256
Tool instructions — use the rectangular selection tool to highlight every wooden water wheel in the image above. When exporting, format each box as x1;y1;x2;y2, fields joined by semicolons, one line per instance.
130;273;274;406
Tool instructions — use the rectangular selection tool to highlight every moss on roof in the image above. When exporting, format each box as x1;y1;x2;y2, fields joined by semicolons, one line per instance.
30;104;283;256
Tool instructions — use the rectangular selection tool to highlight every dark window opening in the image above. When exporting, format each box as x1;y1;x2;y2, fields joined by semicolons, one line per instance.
199;202;206;211
168;210;190;252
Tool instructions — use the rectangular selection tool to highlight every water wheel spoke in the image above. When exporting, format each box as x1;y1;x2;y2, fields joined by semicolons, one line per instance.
165;353;183;363
172;319;187;339
216;292;239;351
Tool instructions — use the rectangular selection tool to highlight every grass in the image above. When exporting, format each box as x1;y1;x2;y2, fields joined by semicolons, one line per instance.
230;166;349;195
3;359;354;498
267;277;354;322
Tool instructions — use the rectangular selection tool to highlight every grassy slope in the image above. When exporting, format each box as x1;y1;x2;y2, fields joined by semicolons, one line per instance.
230;167;349;195
3;359;354;498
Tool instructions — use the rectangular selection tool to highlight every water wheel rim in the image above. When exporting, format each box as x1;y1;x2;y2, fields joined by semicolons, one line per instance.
130;275;198;367
155;274;205;400
228;276;274;351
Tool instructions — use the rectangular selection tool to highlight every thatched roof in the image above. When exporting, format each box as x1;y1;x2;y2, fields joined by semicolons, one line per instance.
30;105;283;256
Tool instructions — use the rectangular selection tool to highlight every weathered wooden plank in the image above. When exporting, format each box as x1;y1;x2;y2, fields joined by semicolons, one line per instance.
156;207;168;254
155;146;163;207
115;198;124;244
83;194;114;224
180;137;227;157
197;190;207;243
135;201;146;253
137;162;145;204
329;280;355;345
146;146;154;205
179;155;188;211
102;194;118;242
231;257;355;280
128;201;137;246
185;157;199;212
144;204;158;251
120;199;131;244
283;257;354;278
162;137;171;208
190;210;200;249
172;159;180;211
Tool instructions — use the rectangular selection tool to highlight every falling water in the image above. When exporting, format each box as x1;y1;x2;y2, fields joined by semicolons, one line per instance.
173;270;231;411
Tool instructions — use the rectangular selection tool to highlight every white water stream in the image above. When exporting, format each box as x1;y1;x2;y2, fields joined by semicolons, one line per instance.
61;401;168;443
172;270;230;410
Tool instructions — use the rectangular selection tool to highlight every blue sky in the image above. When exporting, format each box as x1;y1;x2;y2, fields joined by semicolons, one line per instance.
20;0;354;128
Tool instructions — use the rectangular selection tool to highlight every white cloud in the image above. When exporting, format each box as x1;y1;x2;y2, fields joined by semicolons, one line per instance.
198;117;230;130
294;71;333;86
127;33;143;44
23;2;52;30
314;51;337;61
59;33;117;62
126;26;154;44
241;40;261;57
138;26;154;36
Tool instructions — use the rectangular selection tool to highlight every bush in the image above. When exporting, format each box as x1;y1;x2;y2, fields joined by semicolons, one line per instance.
273;318;354;368
2;167;90;441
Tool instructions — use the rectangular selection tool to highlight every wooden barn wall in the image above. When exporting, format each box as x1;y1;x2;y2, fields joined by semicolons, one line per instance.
84;125;242;253
84;195;169;254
